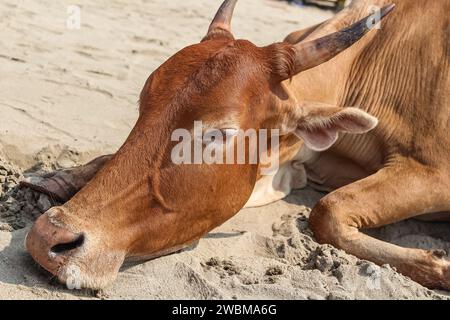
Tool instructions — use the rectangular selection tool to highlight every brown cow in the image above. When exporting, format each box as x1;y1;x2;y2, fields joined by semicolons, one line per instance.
24;0;450;290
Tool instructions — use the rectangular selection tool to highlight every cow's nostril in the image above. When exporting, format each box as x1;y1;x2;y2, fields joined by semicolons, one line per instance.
50;234;85;254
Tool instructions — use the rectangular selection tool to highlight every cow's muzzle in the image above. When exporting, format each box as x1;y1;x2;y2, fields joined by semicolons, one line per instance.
26;212;84;275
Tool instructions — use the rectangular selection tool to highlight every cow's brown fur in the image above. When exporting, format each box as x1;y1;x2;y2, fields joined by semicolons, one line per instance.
25;0;450;290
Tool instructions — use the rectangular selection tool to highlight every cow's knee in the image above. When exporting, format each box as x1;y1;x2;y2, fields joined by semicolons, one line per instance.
309;196;354;248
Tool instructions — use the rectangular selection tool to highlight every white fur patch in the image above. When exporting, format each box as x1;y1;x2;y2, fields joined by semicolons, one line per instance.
245;161;308;208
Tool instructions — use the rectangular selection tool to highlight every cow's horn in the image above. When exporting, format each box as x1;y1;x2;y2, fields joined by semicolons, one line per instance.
291;4;395;74
203;0;238;41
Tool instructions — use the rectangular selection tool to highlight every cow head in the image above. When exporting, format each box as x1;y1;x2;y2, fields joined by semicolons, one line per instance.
26;0;393;289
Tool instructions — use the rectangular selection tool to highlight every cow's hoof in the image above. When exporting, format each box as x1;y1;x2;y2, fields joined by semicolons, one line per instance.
424;250;450;291
442;260;450;291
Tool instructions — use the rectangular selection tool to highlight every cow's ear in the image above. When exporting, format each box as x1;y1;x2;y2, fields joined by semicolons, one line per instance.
294;105;378;152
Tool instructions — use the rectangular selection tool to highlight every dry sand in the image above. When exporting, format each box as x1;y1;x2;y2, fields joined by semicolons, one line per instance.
0;0;449;300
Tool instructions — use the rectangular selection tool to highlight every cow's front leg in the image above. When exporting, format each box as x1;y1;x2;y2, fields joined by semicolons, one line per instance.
21;154;113;203
309;158;450;290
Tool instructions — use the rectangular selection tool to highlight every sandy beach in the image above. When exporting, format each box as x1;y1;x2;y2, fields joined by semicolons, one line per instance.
0;0;449;300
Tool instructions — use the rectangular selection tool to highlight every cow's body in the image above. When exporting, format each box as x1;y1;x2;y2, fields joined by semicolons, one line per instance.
23;0;450;290
301;0;450;289
248;0;450;210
